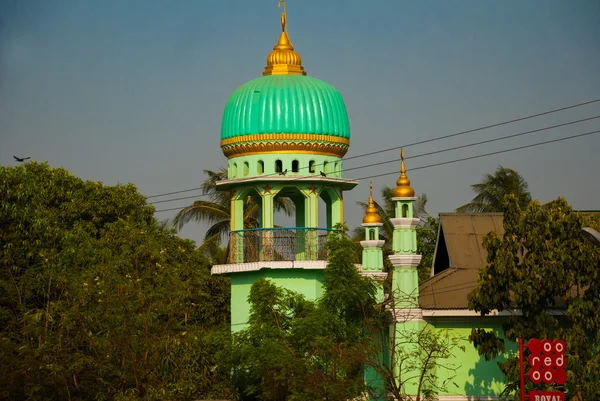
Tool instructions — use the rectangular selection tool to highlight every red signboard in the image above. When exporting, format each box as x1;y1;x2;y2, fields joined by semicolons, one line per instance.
519;338;566;401
525;339;567;385
528;391;564;401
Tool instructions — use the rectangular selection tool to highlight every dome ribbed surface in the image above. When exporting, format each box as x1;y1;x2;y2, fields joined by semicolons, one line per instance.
221;75;350;140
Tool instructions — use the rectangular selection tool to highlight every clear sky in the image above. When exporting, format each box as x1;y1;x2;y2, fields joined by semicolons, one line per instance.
2;0;599;243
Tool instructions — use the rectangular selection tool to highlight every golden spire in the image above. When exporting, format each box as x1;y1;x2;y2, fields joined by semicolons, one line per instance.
393;148;416;198
363;182;383;224
263;1;307;76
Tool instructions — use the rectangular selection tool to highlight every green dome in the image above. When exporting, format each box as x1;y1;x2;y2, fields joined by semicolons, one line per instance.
221;75;350;141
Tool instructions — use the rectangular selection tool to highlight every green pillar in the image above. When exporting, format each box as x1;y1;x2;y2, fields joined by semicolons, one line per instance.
322;187;344;229
230;190;246;264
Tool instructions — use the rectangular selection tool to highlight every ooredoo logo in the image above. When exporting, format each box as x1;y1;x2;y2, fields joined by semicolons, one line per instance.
526;339;566;385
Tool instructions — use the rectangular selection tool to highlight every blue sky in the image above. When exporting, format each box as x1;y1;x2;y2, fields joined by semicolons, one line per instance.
1;0;599;243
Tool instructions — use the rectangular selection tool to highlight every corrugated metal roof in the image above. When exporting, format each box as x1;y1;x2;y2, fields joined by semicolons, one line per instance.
421;213;504;309
435;213;504;270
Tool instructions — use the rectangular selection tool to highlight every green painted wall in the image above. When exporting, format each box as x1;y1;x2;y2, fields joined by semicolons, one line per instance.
426;319;513;397
229;268;325;332
228;153;343;179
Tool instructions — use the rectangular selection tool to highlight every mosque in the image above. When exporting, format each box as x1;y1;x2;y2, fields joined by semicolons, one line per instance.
211;3;508;400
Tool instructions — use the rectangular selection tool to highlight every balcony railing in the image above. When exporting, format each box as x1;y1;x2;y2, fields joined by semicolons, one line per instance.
227;227;335;264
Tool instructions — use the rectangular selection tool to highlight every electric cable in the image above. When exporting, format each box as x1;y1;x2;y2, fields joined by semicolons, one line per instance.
154;128;600;212
355;129;600;181
146;99;600;200
343;115;600;175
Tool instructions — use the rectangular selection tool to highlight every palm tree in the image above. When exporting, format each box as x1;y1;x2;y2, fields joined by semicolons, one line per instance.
172;168;295;249
456;166;531;213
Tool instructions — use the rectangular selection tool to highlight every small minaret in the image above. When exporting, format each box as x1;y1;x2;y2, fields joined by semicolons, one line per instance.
360;182;388;401
389;149;422;308
387;150;423;398
360;182;387;301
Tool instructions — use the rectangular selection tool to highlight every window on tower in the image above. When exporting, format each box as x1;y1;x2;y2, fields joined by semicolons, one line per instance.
257;160;264;175
292;160;299;173
243;161;249;176
275;159;283;173
309;160;316;173
402;204;409;218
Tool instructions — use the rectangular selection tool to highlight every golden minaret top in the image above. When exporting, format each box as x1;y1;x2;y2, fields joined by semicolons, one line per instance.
363;182;383;224
263;1;307;76
392;149;416;198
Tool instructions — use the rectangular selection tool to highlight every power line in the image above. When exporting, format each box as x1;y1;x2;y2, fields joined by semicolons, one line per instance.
154;128;600;212
343;115;600;174
150;117;598;206
146;98;600;199
155;206;187;213
355;128;600;181
147;187;205;199
344;98;600;161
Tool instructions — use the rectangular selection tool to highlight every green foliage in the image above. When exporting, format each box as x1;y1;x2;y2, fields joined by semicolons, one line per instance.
467;195;600;400
172;168;294;248
0;162;232;400
231;228;378;401
416;216;439;282
457;166;531;213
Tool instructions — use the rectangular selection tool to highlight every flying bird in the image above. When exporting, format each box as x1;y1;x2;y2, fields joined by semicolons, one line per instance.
13;156;31;162
320;171;327;177
278;169;288;176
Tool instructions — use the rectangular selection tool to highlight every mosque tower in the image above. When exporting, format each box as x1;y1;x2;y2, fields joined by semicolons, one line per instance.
211;2;358;332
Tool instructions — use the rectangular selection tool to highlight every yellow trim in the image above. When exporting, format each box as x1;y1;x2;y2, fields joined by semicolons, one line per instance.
220;134;350;158
220;133;350;147
223;149;347;158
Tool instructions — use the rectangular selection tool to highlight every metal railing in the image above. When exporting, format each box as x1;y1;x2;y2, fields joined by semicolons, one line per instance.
227;227;335;264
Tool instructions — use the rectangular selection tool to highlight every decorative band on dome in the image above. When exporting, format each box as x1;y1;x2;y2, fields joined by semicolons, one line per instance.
220;133;350;158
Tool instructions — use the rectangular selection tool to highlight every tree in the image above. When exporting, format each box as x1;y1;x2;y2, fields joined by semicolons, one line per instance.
172;168;294;249
467;195;600;400
415;216;439;282
354;189;435;282
0;162;232;400
230;227;378;401
457;166;531;213
364;312;465;401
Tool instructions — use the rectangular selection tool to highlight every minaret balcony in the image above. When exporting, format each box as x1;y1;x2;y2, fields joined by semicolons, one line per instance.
227;227;335;264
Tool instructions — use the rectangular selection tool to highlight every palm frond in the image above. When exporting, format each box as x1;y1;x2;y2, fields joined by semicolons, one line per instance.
172;200;230;231
274;196;295;216
204;220;231;245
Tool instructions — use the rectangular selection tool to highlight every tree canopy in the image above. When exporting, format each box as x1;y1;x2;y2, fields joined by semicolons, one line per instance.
230;228;379;401
0;162;232;400
457;166;531;213
467;195;600;400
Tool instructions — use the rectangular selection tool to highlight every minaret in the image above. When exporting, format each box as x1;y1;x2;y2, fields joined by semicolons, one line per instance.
360;183;388;401
360;182;387;299
388;149;423;397
212;2;358;332
389;149;422;308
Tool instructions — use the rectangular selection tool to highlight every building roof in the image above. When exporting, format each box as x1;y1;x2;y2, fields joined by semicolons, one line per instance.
419;213;504;309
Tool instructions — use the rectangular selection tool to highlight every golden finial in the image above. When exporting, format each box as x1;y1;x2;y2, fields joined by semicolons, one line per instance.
393;148;415;198
263;1;306;76
363;181;383;224
278;0;288;35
